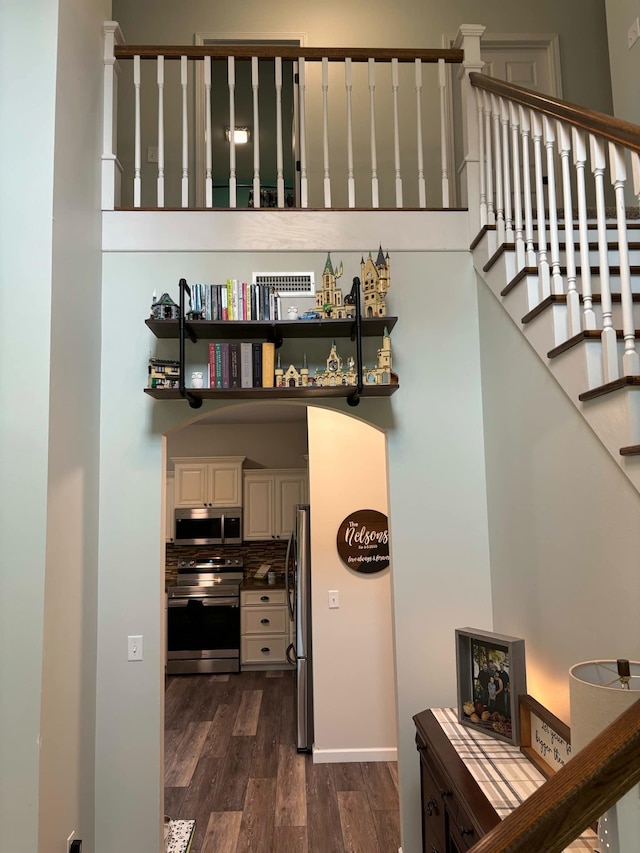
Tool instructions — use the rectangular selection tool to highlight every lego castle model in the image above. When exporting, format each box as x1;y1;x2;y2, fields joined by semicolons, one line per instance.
360;246;390;318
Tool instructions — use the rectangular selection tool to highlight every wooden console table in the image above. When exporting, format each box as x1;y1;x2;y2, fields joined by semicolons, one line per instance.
413;708;598;853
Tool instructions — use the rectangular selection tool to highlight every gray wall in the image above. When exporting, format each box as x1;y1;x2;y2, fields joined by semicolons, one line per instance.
478;279;640;724
605;0;640;125
0;0;106;850
111;0;613;208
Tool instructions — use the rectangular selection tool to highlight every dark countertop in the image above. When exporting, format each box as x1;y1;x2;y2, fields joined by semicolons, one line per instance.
241;575;286;591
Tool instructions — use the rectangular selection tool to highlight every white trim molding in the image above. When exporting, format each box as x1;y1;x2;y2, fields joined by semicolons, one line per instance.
312;746;398;764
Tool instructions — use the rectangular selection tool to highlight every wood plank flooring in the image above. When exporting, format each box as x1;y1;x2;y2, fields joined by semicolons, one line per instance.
164;670;400;853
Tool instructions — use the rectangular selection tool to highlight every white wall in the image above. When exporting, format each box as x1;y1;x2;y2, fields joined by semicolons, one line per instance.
478;280;640;723
97;245;492;853
307;406;397;761
0;0;107;850
605;0;640;125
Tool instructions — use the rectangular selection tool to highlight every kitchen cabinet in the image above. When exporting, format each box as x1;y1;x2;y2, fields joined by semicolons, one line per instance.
240;589;291;669
243;469;308;540
165;472;175;543
172;456;245;508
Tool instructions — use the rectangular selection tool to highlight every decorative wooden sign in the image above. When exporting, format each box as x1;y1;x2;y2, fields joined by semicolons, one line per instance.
336;509;390;573
519;694;572;778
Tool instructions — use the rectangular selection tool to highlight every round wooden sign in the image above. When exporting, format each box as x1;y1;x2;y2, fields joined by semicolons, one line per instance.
336;509;390;573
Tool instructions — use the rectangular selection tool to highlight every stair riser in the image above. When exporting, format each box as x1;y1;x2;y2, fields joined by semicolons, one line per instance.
557;249;640;267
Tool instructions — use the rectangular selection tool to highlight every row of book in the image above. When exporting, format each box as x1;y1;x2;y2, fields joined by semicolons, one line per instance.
209;341;276;389
191;281;280;322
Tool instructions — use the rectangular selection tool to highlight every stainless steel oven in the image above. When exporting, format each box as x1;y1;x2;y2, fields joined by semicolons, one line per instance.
167;556;243;674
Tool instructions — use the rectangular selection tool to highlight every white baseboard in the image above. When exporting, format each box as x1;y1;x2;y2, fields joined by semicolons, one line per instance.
312;746;397;763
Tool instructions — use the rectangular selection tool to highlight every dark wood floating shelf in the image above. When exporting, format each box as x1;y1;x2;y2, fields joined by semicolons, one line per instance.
144;384;399;401
146;316;398;341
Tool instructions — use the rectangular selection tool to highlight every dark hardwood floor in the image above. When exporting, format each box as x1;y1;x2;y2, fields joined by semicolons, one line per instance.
164;670;401;853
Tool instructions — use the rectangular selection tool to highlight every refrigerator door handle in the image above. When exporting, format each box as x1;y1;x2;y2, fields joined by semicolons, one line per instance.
286;642;296;666
285;530;294;621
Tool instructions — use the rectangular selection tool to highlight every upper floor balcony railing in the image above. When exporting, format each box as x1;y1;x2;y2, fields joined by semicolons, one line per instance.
102;22;469;211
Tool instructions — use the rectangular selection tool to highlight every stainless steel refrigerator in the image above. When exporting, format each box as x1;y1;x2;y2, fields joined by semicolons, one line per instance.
286;504;313;753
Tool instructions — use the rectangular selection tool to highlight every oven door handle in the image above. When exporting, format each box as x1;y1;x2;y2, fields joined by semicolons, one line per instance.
168;597;239;607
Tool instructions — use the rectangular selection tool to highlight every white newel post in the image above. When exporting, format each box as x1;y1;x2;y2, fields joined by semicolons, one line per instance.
455;24;486;239
102;22;124;210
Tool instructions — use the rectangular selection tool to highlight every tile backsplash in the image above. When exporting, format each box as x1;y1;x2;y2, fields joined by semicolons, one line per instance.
165;540;288;587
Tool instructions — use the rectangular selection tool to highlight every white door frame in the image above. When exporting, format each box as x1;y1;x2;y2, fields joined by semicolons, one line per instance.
441;32;563;207
194;31;307;208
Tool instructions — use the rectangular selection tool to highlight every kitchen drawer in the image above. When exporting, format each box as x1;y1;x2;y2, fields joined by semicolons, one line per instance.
241;634;288;664
242;589;286;606
243;606;288;634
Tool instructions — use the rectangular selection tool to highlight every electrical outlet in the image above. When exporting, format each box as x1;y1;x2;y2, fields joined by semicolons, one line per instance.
147;145;159;163
628;17;639;50
66;830;75;853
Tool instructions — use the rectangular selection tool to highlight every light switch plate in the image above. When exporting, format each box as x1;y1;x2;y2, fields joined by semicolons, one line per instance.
328;590;339;609
128;635;143;661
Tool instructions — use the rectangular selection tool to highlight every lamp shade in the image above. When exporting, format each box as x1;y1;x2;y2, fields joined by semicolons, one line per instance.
569;660;640;753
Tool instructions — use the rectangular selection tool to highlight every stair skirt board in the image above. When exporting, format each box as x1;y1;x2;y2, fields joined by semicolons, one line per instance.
312;746;398;763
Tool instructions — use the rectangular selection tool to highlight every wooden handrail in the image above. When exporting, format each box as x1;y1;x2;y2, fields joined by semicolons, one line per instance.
114;44;463;63
470;72;640;156
468;697;640;853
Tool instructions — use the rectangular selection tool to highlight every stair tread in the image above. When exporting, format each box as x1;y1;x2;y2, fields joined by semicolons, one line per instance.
578;376;640;402
547;330;640;359
620;445;640;456
521;292;640;325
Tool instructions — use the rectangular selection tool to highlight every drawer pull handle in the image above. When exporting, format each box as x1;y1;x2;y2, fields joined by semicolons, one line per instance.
440;788;452;798
260;596;270;602
459;827;474;837
260;618;270;624
261;647;271;653
426;797;438;816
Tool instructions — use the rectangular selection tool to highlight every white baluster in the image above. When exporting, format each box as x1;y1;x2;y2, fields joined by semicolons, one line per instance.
322;57;331;208
542;116;563;295
102;22;123;210
414;59;426;208
632;151;640;213
298;57;308;208
609;142;640;375
491;94;505;244
133;55;141;208
572;128;596;330
557;121;580;336
252;56;261;209
483;91;495;226
391;58;403;208
500;98;513;243
531;110;550;298
345;58;355;208
228;56;236;209
181;55;189;208
518;107;536;268
204;56;213;209
157;55;165;208
368;58;379;209
508;103;524;270
275;57;284;208
475;87;486;225
437;59;448;208
590;133;618;382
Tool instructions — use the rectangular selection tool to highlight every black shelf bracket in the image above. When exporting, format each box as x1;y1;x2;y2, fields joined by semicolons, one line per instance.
346;277;363;407
266;323;284;349
178;278;203;409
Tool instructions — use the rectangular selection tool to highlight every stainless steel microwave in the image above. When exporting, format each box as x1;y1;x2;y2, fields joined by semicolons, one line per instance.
174;507;243;545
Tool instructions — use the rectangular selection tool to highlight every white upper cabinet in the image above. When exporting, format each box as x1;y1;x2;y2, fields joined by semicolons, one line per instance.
165;472;175;542
244;469;308;540
172;456;245;508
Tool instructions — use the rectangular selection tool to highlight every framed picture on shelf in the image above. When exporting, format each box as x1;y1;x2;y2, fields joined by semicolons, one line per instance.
455;627;526;746
518;694;571;778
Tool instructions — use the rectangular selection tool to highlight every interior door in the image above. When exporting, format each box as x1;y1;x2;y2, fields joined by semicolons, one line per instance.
480;36;562;97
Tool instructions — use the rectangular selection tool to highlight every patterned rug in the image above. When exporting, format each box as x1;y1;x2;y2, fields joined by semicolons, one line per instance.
166;820;195;853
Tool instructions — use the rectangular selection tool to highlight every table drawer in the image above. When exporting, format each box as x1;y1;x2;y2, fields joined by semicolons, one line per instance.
243;606;288;634
241;634;288;664
242;589;286;606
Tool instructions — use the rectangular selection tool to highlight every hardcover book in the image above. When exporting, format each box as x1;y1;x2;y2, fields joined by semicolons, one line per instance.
240;342;253;388
262;341;275;388
229;342;241;388
208;342;216;388
214;342;223;389
252;342;262;388
221;342;231;388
